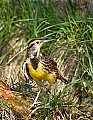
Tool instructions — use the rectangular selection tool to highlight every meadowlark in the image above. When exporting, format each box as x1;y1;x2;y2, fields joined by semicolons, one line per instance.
23;38;68;87
23;38;68;107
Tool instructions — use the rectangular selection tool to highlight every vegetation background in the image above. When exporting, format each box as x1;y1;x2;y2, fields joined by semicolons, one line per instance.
0;0;93;119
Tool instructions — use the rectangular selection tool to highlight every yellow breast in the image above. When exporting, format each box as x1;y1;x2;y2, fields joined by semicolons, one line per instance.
27;61;55;85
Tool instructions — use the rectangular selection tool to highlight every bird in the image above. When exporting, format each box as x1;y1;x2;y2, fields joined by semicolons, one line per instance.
22;38;68;107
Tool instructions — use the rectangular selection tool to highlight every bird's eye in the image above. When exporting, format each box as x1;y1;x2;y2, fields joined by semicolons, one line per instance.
36;41;39;44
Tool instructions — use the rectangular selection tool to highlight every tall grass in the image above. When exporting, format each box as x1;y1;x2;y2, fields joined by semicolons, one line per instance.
0;0;93;119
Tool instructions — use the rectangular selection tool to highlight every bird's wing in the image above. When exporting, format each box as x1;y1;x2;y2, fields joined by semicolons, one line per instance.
39;53;68;84
39;53;60;76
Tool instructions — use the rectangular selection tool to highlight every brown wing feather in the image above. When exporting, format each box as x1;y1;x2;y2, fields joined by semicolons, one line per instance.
39;53;68;84
39;53;61;77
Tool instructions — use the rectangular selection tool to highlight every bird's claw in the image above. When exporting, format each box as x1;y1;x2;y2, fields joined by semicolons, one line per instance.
28;90;41;110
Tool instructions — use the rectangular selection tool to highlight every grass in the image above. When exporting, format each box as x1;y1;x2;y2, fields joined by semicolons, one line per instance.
0;0;93;119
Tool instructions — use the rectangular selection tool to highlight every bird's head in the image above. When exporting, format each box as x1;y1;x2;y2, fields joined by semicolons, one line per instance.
27;38;51;59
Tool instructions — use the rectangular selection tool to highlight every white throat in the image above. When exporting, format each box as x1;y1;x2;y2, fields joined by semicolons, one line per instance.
30;54;35;59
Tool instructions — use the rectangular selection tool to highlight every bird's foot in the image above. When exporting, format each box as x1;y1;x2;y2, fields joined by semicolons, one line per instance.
28;90;41;110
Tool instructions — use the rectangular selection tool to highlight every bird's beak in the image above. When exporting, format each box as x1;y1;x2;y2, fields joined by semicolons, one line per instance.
43;38;51;43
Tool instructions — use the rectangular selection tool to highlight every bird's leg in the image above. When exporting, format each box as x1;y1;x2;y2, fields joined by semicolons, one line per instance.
29;81;44;109
29;89;41;109
46;83;56;106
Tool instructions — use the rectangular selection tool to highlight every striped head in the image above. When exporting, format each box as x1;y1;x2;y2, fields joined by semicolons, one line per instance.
27;38;51;59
